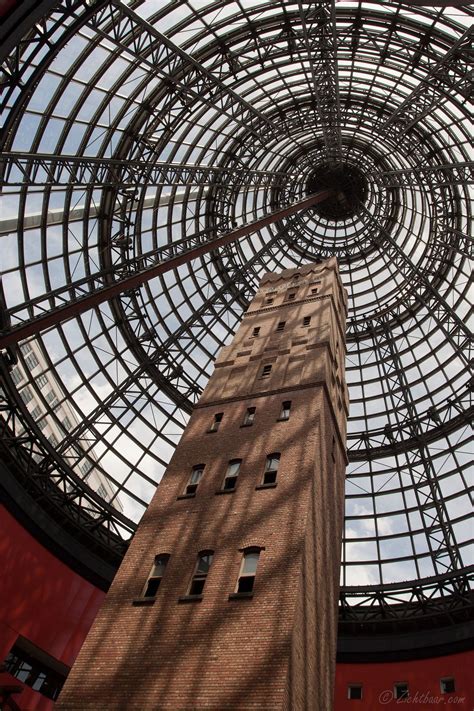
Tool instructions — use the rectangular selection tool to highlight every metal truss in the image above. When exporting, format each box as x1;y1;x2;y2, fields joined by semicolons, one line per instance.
382;26;474;135
1;0;472;638
296;0;343;161
0;190;331;349
368;321;461;575
359;207;471;366
85;0;304;157
0;152;293;189
339;568;474;633
379;162;474;189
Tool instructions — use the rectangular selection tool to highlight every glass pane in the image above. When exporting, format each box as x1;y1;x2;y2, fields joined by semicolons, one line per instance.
190;467;203;484
227;460;241;476
153;556;168;576
242;551;259;575
266;455;279;471
196;553;213;574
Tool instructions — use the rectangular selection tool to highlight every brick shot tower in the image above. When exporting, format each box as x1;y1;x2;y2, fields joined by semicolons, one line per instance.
57;257;349;710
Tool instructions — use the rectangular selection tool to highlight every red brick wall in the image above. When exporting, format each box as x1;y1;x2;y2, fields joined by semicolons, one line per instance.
57;259;348;710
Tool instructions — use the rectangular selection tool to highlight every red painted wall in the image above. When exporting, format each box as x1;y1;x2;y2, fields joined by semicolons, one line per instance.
0;0;17;18
335;652;474;710
0;504;105;710
1;502;473;709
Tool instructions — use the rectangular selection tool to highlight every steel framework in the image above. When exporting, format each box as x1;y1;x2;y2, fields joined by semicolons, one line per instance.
0;0;472;638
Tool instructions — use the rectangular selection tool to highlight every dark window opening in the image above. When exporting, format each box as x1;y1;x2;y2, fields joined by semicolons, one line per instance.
279;401;291;421
243;407;256;425
261;364;272;377
209;413;223;432
266;297;274;304
286;291;297;301
144;577;161;597
311;288;318;294
263;453;280;485
4;645;67;701
236;549;261;594
440;678;455;694
189;551;213;595
237;576;255;593
276;321;286;332
185;464;204;495
394;683;409;700
348;685;362;700
252;327;260;337
223;459;241;490
303;316;311;326
143;554;169;597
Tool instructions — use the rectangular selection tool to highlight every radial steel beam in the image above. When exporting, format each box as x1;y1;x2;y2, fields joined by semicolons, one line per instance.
379;161;474;189
0;152;292;188
361;206;472;366
86;0;303;155
0;190;333;349
382;26;473;135
0;190;202;236
47;216;296;447
296;0;343;162
369;320;461;574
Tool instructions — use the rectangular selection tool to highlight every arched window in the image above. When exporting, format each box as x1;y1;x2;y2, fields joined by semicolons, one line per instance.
185;464;205;496
278;401;291;421
236;548;261;594
208;412;223;432
242;407;256;426
188;551;214;595
143;554;170;598
222;459;241;491
263;453;280;485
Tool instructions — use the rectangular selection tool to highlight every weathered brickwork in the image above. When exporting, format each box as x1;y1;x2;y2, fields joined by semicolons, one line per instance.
57;257;348;711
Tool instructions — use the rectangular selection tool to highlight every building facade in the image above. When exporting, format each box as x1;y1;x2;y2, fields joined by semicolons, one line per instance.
57;257;348;710
7;339;121;510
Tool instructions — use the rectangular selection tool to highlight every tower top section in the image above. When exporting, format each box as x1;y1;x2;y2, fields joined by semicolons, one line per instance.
200;257;349;443
247;257;348;337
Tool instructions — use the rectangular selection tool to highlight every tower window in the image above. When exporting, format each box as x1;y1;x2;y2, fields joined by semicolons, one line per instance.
261;364;272;378
348;684;362;700
143;554;170;598
265;297;274;304
394;683;408;700
279;401;291;421
286;291;297;301
236;549;261;594
303;316;311;326
252;327;260;337
188;551;213;595
242;407;256;426
276;321;286;332
185;464;204;496
440;678;455;694
223;459;241;490
263;453;280;485
208;412;223;432
311;288;318;294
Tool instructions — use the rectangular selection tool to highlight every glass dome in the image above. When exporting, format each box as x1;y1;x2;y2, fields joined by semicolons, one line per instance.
0;0;472;631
